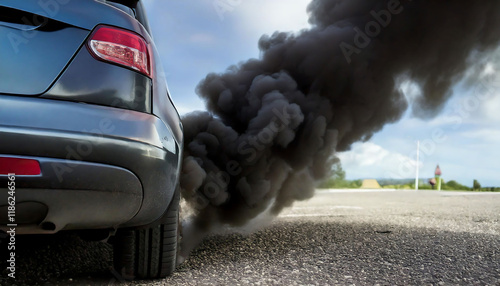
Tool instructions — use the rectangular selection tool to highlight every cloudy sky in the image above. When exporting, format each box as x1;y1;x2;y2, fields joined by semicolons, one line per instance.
143;0;500;187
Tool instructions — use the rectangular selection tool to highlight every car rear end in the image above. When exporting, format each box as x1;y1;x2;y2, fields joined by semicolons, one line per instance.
0;0;183;236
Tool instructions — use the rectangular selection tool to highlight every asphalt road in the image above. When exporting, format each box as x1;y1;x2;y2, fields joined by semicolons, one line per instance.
2;190;500;285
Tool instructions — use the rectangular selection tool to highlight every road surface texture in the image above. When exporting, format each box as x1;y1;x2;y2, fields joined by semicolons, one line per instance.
2;190;499;285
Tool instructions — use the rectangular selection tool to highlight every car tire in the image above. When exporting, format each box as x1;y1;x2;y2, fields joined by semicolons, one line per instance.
113;189;180;280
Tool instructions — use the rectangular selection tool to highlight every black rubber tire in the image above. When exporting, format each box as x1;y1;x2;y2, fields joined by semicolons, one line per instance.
113;190;180;280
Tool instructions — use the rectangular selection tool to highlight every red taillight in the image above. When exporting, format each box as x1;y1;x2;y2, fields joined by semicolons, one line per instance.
0;157;41;176
87;25;151;77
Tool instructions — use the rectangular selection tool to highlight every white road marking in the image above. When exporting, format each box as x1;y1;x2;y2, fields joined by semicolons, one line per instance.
320;188;398;193
318;189;500;195
440;192;500;196
281;205;364;218
281;214;336;218
293;206;364;210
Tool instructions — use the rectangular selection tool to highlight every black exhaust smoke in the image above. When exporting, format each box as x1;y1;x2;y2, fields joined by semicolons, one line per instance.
178;0;500;257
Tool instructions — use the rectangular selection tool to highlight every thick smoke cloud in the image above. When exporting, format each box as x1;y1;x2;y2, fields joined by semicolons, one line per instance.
178;0;500;258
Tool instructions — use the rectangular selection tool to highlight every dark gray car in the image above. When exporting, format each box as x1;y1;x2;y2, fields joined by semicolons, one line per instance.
0;0;183;279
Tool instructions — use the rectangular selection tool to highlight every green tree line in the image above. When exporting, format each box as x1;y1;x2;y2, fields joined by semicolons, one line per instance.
319;172;500;192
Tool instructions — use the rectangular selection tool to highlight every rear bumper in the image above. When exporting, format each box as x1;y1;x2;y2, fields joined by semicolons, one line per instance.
0;95;181;233
0;157;143;234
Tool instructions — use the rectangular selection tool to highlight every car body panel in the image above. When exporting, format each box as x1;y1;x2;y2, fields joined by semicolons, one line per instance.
42;47;153;113
0;155;143;233
0;95;180;232
0;0;183;234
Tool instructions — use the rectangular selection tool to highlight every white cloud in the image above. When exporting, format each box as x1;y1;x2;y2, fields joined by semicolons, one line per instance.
338;142;421;180
234;0;311;38
359;122;500;186
481;94;500;122
460;128;500;143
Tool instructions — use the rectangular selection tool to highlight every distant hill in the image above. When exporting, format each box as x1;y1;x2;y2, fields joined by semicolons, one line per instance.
376;178;422;186
320;176;497;191
361;179;382;189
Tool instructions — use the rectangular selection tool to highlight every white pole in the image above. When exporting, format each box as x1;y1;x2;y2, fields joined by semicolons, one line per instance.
415;141;420;191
